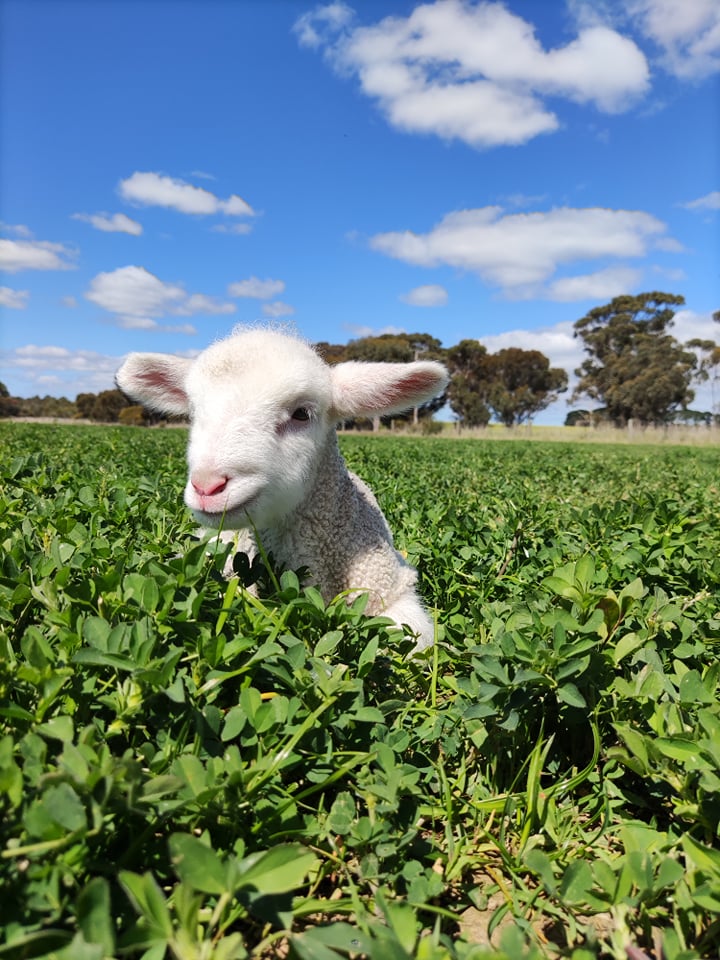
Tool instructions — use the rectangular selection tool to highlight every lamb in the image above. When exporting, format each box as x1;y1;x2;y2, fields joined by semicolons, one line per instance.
115;327;449;651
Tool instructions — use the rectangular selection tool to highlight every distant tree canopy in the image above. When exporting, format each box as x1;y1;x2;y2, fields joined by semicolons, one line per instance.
572;292;698;426
446;340;492;427
446;341;567;427
485;348;568;427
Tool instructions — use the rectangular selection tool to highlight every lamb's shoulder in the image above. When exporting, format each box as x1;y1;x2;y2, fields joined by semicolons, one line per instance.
276;468;417;610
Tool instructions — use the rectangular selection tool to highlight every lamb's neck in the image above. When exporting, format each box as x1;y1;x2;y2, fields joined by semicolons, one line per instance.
261;433;351;542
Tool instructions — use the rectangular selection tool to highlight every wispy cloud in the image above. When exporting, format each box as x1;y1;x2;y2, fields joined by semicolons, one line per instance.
228;277;286;299
0;344;124;398
370;205;674;300
0;286;30;309
72;212;143;235
261;301;295;318
681;190;720;211
0;237;77;273
211;223;253;235
119;171;255;218
628;0;720;79
399;284;448;307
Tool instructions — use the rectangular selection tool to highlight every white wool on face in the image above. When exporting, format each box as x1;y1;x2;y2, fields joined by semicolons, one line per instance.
184;330;335;529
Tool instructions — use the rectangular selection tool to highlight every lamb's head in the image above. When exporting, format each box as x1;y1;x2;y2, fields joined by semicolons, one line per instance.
116;328;448;530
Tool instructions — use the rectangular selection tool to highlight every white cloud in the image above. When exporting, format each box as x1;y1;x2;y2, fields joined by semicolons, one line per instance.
72;212;143;235
0;237;77;273
118;171;255;217
0;286;29;308
228;276;286;299
682;190;720;211
84;265;236;331
211;223;253;235
296;1;649;148
672;308;720;343
261;301;296;318
628;0;720;79
544;266;642;302
344;323;407;338
479;320;583;377
0;344;128;399
399;283;448;306
370;206;673;299
0;223;34;238
62;296;78;308
294;1;354;48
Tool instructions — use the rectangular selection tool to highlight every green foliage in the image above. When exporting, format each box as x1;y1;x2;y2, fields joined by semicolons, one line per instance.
572;292;698;426
1;423;720;959
446;343;567;427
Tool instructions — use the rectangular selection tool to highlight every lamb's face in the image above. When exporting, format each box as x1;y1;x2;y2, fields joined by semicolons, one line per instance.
183;334;334;530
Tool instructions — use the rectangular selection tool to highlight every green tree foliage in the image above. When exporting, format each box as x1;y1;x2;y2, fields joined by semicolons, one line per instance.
446;339;492;427
344;332;444;364
118;404;150;426
0;381;9;398
447;341;567;427
485;348;568;426
77;389;129;422
572;292;697;426
688;310;720;417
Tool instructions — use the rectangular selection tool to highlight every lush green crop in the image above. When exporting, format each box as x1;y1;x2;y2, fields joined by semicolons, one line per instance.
1;423;719;960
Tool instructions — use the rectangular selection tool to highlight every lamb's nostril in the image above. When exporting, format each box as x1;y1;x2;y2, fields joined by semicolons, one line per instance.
191;472;229;497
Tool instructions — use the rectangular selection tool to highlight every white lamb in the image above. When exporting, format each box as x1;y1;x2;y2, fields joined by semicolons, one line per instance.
116;327;449;650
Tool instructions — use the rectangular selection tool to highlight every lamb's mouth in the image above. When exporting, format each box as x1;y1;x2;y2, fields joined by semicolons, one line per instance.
191;497;257;530
190;495;260;528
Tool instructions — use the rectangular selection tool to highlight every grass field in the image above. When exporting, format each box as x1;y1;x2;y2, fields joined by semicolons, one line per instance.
1;422;719;960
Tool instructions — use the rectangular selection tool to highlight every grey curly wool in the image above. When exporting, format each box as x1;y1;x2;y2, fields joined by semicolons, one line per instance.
116;327;449;651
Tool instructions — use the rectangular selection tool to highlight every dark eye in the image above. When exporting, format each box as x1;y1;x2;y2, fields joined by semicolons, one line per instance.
291;406;311;422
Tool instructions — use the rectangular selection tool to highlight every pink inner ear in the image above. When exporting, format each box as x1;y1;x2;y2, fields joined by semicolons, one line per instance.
138;370;172;388
137;369;187;404
384;369;443;404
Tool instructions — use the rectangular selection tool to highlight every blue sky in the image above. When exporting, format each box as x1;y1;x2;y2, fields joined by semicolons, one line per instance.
1;0;718;423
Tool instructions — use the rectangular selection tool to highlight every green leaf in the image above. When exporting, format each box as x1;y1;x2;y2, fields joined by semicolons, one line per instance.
543;576;582;602
559;860;594;904
234;843;317;894
682;834;720;879
314;630;342;657
678;669;715;705
118;871;173;940
326;791;356;836
292;924;370;960
611;631;645;665
654;737;701;765
76;878;116;956
557;682;586;708
36;714;74;742
169;833;228;895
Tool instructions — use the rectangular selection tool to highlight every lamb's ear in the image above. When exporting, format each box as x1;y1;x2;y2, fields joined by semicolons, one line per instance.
330;360;449;419
115;353;192;416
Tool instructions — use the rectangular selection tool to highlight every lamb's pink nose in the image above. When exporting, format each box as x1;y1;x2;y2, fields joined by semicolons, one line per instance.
191;472;229;497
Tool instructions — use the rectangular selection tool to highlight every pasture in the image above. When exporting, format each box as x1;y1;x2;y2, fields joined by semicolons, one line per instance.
1;422;719;960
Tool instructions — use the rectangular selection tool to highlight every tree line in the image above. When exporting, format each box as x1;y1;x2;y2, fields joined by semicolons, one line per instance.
2;292;718;427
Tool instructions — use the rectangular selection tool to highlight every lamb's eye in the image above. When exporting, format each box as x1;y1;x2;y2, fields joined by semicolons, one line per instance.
291;406;311;422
